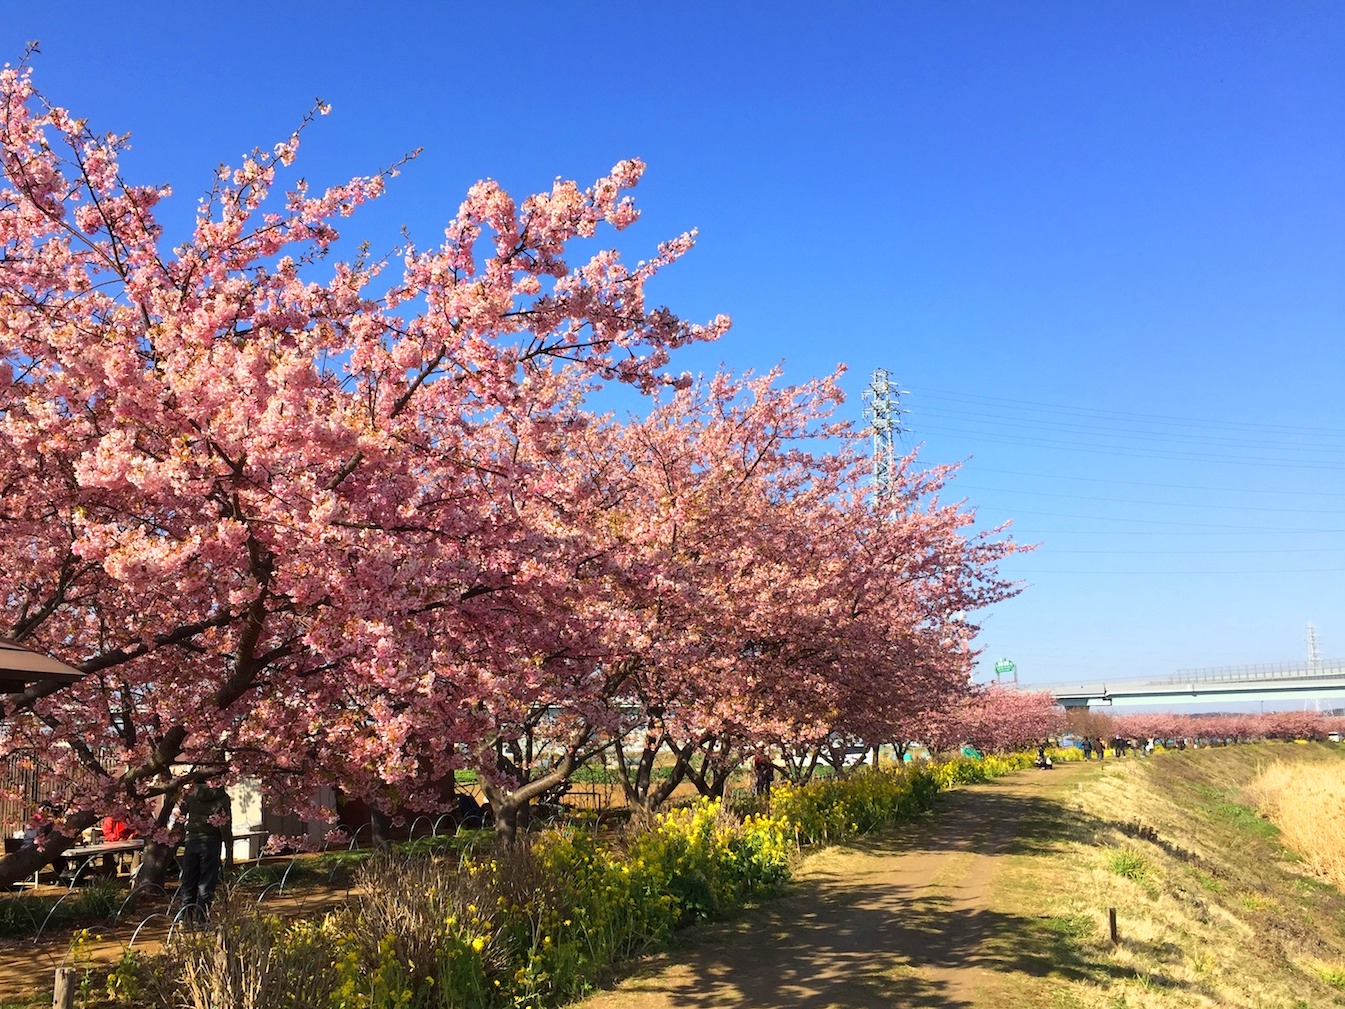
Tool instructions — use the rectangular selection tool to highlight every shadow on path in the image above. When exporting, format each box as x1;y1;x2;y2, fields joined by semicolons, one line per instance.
585;763;1195;1009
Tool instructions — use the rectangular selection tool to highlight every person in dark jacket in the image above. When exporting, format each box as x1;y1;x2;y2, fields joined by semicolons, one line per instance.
176;782;231;922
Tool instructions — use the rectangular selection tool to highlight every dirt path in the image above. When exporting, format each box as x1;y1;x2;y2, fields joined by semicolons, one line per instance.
578;761;1094;1009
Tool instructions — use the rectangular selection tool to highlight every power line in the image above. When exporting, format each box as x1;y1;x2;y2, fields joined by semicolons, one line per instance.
956;466;1345;499
911;423;1345;470
1020;568;1345;575
1032;546;1345;555
908;386;1345;439
968;507;1345;531
954;483;1345;515
911;401;1345;448
1010;528;1345;536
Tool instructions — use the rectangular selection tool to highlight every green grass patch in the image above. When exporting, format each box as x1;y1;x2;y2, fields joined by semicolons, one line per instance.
1312;963;1345;989
1191;867;1225;893
1107;848;1150;882
1046;913;1096;941
1211;800;1279;839
0;877;127;938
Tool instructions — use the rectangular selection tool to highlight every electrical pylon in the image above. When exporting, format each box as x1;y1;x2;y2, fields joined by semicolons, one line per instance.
862;368;904;501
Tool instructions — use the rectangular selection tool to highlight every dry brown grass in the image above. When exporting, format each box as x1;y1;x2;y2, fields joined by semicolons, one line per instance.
987;744;1345;1009
1247;760;1345;888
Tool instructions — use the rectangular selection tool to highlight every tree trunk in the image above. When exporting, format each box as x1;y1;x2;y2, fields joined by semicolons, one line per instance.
478;739;589;847
490;796;522;847
618;733;691;814
0;840;60;889
616;729;663;809
684;736;738;799
645;762;688;811
780;745;821;786
370;808;394;851
131;788;181;892
0;810;96;890
135;840;177;892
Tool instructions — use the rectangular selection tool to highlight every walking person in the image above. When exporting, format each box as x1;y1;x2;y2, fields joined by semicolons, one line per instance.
176;781;231;922
753;752;774;797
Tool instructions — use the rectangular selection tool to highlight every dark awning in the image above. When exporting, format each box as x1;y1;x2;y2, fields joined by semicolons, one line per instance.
0;637;82;694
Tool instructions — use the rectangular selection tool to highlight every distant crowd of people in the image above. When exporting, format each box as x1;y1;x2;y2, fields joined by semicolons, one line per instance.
1076;735;1181;760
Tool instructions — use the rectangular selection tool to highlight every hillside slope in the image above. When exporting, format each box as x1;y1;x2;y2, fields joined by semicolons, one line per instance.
1024;742;1345;1008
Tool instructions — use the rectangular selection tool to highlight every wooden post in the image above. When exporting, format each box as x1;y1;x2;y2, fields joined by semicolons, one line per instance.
52;967;76;1009
1108;907;1119;944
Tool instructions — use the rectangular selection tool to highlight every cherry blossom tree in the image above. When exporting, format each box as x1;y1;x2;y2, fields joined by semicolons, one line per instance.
1061;706;1116;745
553;371;1027;804
924;684;1062;754
0;58;728;881
0;53;1033;871
1112;710;1341;745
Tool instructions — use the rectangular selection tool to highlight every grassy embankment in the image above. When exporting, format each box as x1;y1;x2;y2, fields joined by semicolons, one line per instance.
985;742;1345;1009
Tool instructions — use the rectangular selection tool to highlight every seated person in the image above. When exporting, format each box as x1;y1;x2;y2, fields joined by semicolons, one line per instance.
101;816;135;842
23;801;69;877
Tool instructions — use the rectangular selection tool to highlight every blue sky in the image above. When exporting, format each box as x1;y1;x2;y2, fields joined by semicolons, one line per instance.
9;4;1345;692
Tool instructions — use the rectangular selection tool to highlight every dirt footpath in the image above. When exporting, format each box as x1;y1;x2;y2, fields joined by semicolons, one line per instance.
578;761;1094;1009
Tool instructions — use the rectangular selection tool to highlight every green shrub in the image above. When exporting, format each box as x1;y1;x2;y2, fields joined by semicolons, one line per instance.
770;764;941;845
570;764;621;784
1312;962;1345;990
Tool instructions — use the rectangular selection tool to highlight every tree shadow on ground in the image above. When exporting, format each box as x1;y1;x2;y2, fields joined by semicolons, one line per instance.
619;882;1183;1009
844;787;1096;861
607;767;1205;1009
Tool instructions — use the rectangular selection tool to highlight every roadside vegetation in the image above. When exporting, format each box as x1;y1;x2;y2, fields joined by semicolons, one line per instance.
8;743;1344;1009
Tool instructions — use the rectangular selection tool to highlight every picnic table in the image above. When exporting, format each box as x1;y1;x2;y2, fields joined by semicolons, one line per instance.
62;838;144;884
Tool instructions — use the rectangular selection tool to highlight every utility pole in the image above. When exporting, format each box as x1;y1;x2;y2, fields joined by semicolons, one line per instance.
862;368;904;502
1307;622;1321;673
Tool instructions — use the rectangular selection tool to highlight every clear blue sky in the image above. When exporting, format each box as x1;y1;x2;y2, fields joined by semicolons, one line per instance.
9;4;1345;688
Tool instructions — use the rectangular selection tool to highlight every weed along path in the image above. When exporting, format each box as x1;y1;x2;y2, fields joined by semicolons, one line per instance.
579;760;1098;1009
0;884;353;999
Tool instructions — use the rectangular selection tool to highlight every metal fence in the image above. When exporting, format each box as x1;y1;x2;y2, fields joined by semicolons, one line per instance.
1169;660;1345;684
0;754;42;837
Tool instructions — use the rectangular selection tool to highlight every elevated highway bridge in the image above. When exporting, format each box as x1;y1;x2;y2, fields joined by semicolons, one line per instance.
1036;660;1345;708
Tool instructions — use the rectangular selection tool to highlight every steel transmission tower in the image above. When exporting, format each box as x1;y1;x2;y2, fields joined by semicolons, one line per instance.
862;368;904;500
